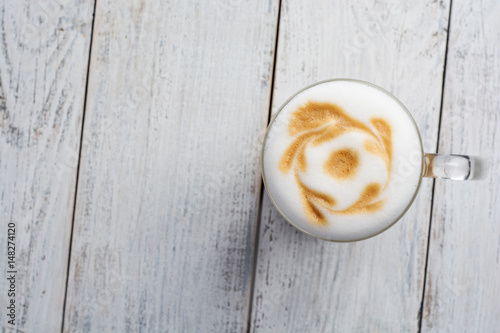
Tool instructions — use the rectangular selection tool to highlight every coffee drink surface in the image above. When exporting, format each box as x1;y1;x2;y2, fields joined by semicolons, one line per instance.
262;80;423;241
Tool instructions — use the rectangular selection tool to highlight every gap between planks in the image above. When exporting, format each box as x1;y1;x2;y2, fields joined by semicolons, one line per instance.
418;0;453;331
246;0;282;332
60;1;98;332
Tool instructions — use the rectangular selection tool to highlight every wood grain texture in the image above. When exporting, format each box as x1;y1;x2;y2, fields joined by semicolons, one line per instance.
421;0;500;331
250;0;450;332
0;0;94;331
63;0;278;331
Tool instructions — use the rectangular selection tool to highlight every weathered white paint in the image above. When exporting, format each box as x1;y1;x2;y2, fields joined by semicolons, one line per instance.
6;0;499;331
422;0;500;331
63;0;278;332
250;0;450;331
0;1;94;331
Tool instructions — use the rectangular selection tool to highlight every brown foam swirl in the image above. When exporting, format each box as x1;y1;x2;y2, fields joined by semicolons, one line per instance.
279;101;392;226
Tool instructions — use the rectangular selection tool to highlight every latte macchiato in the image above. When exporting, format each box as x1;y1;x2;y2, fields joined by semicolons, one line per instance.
262;79;423;241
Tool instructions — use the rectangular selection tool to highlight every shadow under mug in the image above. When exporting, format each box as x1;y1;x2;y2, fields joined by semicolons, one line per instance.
261;79;486;242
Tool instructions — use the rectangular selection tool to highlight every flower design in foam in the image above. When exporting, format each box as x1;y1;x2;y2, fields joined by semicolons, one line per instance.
279;101;392;226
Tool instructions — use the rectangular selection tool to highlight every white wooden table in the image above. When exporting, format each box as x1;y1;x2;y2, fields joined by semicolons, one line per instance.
1;0;499;332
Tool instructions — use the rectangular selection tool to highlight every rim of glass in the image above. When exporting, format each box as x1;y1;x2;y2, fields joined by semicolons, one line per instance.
261;78;424;242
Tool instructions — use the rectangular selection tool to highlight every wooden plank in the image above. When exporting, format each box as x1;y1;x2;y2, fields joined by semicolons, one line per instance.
250;1;450;331
421;0;500;331
0;1;94;331
63;0;279;331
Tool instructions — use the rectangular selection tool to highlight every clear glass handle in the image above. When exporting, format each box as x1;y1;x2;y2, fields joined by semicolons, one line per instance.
424;153;487;180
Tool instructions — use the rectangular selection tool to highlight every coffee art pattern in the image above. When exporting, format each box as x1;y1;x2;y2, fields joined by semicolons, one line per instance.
279;102;392;225
263;80;423;241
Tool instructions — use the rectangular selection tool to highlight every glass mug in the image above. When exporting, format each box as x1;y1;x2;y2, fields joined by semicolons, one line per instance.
261;79;485;242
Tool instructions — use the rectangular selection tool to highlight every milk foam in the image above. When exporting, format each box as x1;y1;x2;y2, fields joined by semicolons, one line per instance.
262;80;423;241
